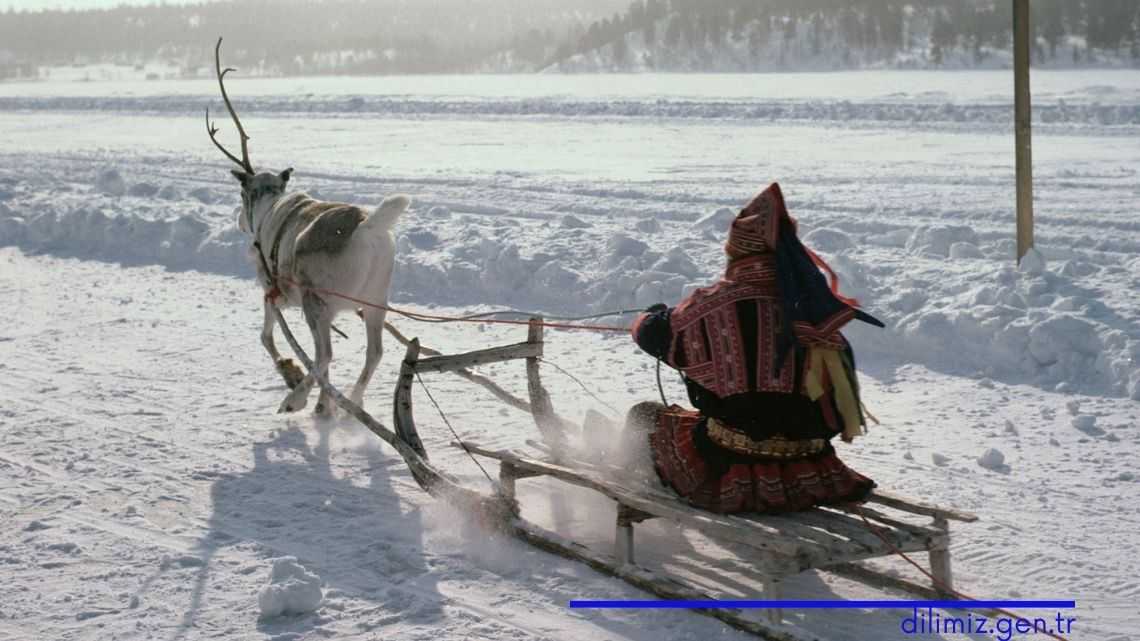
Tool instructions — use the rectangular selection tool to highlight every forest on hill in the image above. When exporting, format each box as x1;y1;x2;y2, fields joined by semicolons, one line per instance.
542;0;1140;71
1;0;1136;78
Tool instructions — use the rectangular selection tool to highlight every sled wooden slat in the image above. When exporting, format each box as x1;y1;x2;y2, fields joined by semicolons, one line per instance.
454;441;818;560
781;510;893;552
451;441;941;571
796;507;942;555
384;322;580;433
829;503;948;542
864;489;978;523
414;341;542;374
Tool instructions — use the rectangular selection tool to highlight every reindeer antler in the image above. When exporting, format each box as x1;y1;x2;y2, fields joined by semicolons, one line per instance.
206;37;254;173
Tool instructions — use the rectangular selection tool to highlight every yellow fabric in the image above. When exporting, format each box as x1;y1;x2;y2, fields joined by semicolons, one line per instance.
803;348;865;440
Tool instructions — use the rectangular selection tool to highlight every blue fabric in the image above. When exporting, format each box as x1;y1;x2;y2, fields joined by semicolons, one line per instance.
773;218;884;373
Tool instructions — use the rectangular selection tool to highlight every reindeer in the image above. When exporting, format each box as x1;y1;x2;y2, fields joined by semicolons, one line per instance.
207;38;411;415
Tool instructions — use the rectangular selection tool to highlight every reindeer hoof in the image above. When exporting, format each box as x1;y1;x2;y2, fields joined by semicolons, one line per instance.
279;398;305;414
314;401;339;419
276;359;305;390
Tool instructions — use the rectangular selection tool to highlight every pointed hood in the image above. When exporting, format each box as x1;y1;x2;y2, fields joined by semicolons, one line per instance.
725;182;794;259
728;183;884;371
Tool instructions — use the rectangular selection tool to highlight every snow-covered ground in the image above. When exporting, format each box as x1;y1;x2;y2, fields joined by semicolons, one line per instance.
0;70;1137;641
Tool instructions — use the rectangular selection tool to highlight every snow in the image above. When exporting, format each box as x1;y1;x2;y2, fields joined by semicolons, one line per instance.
0;69;1138;640
258;558;324;618
975;448;1006;471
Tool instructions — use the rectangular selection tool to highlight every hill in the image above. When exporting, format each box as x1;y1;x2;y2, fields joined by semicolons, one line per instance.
1;0;1137;78
537;0;1140;72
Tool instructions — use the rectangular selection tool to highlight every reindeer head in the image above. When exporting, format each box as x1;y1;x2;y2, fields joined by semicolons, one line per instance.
206;37;295;234
231;168;294;233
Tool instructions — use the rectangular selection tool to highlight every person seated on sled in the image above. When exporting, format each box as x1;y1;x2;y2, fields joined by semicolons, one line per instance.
628;182;884;515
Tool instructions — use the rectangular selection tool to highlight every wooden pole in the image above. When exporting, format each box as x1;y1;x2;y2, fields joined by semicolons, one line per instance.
1013;0;1034;263
525;318;568;452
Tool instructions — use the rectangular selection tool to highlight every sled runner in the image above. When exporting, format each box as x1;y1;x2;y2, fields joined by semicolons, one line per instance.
384;318;978;640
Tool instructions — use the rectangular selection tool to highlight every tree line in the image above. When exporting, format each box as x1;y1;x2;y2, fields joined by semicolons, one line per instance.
0;0;616;77
1;0;1136;79
547;0;1140;70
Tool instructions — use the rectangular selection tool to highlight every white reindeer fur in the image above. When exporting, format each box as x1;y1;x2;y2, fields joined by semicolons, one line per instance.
235;168;411;415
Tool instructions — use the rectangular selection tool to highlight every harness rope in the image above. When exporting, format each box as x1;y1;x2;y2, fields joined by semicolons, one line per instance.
271;275;631;333
538;357;621;416
414;370;499;489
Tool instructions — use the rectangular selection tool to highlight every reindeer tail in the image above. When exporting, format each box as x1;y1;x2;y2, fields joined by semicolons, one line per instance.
361;194;411;232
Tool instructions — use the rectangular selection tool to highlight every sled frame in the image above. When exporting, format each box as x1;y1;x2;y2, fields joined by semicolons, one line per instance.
389;318;978;639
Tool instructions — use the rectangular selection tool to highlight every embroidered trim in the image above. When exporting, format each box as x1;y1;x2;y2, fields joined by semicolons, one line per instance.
706;418;826;458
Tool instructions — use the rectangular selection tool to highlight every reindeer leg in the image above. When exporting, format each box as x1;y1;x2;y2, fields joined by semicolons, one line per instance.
310;299;335;418
263;299;304;390
349;307;386;409
278;292;331;414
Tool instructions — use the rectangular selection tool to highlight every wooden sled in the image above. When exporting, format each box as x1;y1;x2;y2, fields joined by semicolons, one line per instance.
386;318;978;641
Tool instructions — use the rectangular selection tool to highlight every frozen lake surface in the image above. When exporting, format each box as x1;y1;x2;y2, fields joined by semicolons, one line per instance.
0;69;1137;640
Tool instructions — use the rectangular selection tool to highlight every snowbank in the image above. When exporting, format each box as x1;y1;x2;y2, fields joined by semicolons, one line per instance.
1;74;1136;401
1;164;1136;400
888;246;1140;399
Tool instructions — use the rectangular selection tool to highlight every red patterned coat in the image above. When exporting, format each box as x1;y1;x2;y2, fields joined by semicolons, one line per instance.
628;182;879;513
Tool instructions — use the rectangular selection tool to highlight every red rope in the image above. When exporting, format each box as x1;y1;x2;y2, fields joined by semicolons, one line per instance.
272;276;628;333
804;245;861;308
854;504;1070;641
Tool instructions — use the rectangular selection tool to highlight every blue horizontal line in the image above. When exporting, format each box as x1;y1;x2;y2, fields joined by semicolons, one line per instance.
569;600;1076;609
